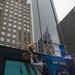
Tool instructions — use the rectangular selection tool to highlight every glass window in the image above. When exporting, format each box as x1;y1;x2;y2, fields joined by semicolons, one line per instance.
15;5;17;8
24;16;26;18
13;25;16;28
1;32;5;35
24;24;26;26
6;2;9;4
8;28;11;31
24;37;26;41
27;14;29;16
4;17;7;20
18;22;21;25
27;7;29;9
19;11;21;13
24;20;26;22
27;21;29;23
0;3;3;6
2;26;6;30
0;0;3;2
10;11;13;14
4;13;8;16
12;46;15;48
19;7;21;10
19;14;21;17
14;20;17;23
14;16;17;19
24;32;26;36
18;42;21;44
13;35;16;38
18;26;21;29
14;12;17;15
7;33;11;37
24;6;25;8
18;18;21;21
19;4;22;6
12;40;16;44
0;44;3;45
0;7;2;10
11;4;13;6
0;37;4;41
27;17;29;20
18;30;21;34
5;5;8;8
11;1;14;3
24;9;26;11
15;9;17;11
27;25;30;28
18;36;21;39
8;23;12;27
28;33;30;37
27;11;29;12
7;39;10;42
27;29;30;32
24;13;26;15
10;7;13;10
9;15;12;18
13;30;16;33
3;22;7;25
6;45;9;47
15;2;18;5
24;28;26;31
9;19;12;22
5;9;8;12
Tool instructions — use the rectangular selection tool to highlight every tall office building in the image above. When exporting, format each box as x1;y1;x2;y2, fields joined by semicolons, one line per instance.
31;0;59;52
38;26;53;54
57;7;75;56
0;0;33;50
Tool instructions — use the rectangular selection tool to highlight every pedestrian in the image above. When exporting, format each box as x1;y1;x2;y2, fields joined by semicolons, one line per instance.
30;54;50;75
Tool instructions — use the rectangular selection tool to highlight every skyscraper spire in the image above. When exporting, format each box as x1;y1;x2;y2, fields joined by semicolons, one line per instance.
46;25;49;33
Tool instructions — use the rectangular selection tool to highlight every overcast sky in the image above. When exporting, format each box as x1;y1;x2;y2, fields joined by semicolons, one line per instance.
27;0;75;22
53;0;75;21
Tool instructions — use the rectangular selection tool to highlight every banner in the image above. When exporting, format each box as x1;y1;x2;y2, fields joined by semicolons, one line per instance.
52;43;65;57
4;53;75;75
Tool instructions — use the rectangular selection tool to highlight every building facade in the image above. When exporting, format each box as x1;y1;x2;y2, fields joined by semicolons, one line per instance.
31;0;59;52
0;0;33;50
57;7;75;56
38;26;53;54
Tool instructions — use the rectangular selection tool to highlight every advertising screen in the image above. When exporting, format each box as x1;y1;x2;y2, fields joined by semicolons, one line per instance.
37;54;75;75
4;55;75;75
0;45;74;75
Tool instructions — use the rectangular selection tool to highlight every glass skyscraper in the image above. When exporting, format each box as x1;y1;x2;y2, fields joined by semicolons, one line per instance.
31;0;59;52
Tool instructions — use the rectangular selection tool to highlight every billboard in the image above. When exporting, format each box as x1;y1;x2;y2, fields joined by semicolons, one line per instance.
4;53;75;75
0;45;74;75
37;54;75;75
52;43;66;57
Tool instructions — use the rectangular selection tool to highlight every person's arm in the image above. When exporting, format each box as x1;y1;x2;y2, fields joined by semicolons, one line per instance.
31;57;43;66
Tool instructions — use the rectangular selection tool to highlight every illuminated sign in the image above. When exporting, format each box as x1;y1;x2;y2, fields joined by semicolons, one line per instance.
52;61;66;65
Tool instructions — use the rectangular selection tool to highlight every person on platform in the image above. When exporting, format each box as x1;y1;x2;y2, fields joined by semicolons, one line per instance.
30;54;50;75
